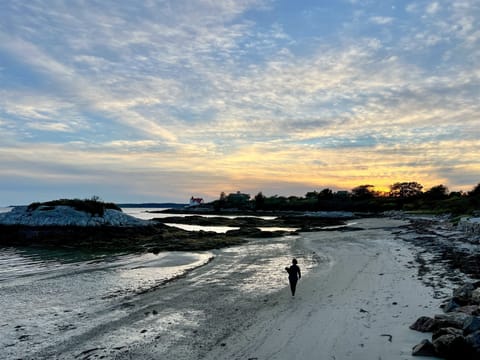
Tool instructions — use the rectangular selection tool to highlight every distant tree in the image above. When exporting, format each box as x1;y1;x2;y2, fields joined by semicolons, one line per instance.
26;198;120;216
424;185;449;201
389;182;423;198
254;192;266;210
468;183;480;209
219;192;227;202
351;185;375;199
469;183;480;198
449;191;464;198
305;191;319;199
318;188;334;200
214;192;227;211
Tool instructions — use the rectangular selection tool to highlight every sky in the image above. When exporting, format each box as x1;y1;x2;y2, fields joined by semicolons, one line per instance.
0;0;479;205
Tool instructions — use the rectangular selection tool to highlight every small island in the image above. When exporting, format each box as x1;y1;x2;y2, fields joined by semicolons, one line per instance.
0;197;347;253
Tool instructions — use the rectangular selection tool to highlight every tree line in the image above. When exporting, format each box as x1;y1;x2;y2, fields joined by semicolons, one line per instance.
211;182;480;216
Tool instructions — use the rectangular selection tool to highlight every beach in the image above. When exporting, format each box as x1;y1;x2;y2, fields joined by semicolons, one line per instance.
203;218;440;360
3;216;460;359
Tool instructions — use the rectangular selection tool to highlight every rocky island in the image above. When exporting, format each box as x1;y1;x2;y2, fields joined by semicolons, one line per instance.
0;198;347;253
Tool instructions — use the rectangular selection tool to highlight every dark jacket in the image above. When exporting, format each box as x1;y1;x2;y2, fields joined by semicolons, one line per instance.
287;264;301;281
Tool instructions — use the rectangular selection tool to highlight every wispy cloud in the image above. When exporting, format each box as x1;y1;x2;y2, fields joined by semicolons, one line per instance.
369;16;394;25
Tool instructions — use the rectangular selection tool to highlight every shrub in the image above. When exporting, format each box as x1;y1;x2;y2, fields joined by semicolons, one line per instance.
27;197;122;216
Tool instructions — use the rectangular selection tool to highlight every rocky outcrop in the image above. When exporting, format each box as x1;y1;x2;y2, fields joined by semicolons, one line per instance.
411;282;480;359
0;222;249;253
0;206;254;252
0;206;353;253
0;205;148;226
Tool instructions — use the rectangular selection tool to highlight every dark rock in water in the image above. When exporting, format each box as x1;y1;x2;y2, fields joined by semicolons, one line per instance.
432;327;463;341
225;227;288;238
226;227;263;237
434;313;471;330
412;339;436;356
463;316;480;336
410;316;436;332
433;334;468;359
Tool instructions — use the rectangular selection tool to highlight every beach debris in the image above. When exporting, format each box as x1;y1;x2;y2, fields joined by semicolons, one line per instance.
380;334;392;342
76;347;104;357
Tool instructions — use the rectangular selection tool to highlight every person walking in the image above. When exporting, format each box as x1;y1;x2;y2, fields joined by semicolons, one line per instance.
285;258;301;296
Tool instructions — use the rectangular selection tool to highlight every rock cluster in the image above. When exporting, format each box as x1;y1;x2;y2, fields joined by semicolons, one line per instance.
0;205;148;226
457;217;480;242
411;282;480;359
0;206;351;253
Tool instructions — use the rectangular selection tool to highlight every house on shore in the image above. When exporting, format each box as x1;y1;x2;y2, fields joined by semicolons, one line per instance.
189;196;204;207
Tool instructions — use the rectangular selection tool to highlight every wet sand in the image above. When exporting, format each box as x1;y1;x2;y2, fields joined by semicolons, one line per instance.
26;218;441;359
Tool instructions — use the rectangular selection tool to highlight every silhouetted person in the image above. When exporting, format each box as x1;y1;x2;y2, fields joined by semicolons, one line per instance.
285;258;301;296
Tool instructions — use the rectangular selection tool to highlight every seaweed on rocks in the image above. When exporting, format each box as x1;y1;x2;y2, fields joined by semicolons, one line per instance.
0;223;248;253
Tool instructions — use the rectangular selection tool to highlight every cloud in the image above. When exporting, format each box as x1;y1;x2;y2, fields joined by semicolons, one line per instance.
0;31;178;141
426;2;440;14
369;16;394;25
0;0;479;204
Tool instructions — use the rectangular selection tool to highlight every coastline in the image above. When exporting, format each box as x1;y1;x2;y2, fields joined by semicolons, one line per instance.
20;217;445;359
4;215;478;359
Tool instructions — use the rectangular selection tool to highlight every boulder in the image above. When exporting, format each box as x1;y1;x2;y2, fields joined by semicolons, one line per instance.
454;305;480;316
453;283;480;305
432;327;463;341
442;298;460;312
434;313;471;330
465;330;480;355
432;333;468;359
410;316;436;332
472;288;480;304
412;339;436;357
463;316;480;336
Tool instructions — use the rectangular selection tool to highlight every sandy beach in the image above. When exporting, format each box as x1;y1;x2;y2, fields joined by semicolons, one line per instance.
203;218;440;360
18;217;446;360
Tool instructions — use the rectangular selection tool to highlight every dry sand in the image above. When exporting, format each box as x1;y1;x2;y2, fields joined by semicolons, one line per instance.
32;218;440;360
